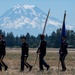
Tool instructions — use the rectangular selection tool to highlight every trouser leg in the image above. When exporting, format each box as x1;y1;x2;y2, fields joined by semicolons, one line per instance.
41;55;49;68
60;54;67;69
1;55;8;70
24;57;31;68
1;61;8;68
0;55;2;70
25;62;31;68
43;58;49;68
39;55;44;70
0;63;2;70
21;56;24;71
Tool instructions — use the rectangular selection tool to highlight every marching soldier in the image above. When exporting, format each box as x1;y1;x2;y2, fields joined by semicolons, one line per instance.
0;34;8;71
20;36;32;72
37;34;50;71
59;36;68;71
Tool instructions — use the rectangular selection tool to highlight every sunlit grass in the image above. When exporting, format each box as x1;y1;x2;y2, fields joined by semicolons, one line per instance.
0;48;75;75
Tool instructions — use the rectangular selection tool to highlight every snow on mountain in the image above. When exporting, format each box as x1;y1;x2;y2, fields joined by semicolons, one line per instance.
0;5;74;36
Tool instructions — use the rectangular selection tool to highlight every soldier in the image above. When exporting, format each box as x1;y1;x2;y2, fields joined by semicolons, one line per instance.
37;34;50;71
0;34;8;71
20;36;32;72
59;36;68;71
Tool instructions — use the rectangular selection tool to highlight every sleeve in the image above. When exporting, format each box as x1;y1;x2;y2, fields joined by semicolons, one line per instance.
45;41;47;46
26;43;29;49
63;43;68;50
3;40;6;47
26;43;29;54
2;40;6;50
59;44;63;54
37;41;41;53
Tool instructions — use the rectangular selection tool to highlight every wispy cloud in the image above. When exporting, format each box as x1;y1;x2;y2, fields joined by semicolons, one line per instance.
48;19;61;27
66;24;75;30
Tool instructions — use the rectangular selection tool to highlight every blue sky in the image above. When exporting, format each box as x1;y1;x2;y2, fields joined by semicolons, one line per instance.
0;0;75;27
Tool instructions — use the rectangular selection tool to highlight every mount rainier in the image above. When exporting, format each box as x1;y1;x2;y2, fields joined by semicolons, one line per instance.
0;5;73;36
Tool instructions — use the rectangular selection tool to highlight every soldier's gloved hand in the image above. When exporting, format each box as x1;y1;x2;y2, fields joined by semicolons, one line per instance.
36;50;38;54
36;48;39;54
24;55;27;57
59;50;62;54
59;52;62;54
59;48;62;54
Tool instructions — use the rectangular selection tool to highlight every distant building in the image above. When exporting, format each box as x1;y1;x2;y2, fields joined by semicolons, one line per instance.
68;45;74;48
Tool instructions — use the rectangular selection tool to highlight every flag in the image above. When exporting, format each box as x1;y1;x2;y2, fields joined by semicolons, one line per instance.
61;11;66;44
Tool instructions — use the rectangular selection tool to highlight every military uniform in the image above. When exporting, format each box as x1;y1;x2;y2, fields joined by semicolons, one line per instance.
0;39;8;71
59;40;68;71
21;42;32;71
38;35;50;71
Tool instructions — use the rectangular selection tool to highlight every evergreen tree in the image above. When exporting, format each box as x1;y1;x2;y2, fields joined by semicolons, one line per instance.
0;29;75;48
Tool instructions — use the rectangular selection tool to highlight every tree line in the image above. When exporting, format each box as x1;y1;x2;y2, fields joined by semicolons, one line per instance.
0;29;75;48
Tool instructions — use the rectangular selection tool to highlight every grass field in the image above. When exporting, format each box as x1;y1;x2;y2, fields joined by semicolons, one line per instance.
0;48;75;75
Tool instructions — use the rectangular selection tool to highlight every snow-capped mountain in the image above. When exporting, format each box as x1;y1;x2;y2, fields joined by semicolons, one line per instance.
0;5;74;36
